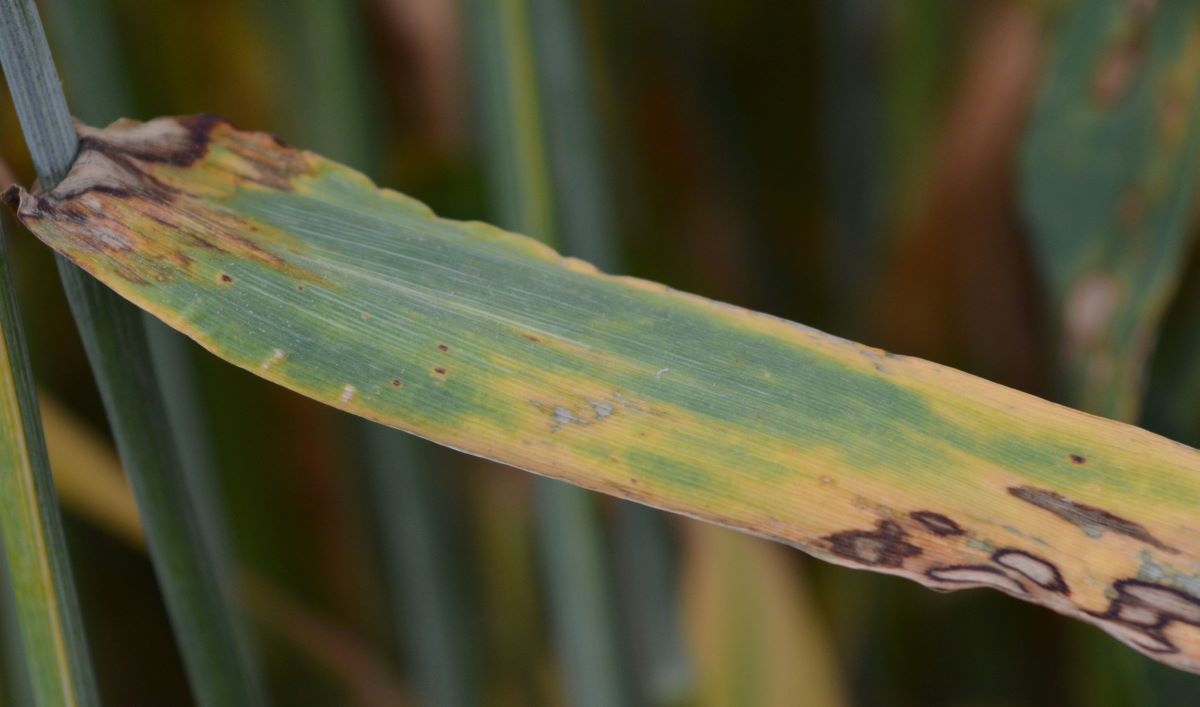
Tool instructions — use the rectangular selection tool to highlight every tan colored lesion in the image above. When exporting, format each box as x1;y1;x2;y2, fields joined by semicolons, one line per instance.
992;548;1070;595
1008;485;1178;553
823;519;922;568
4;116;333;291
924;565;1028;596
1087;579;1200;655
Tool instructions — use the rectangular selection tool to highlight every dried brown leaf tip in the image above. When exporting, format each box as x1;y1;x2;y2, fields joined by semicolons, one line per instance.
2;115;325;287
5;114;309;217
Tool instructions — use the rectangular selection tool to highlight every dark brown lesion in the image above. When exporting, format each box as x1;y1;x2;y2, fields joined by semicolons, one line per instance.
1008;485;1178;553
1086;579;1200;654
76;113;222;170
991;548;1070;595
925;565;1028;596
908;511;965;537
824;519;922;568
12;114;305;216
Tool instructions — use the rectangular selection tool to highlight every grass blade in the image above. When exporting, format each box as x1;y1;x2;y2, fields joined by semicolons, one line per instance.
14;115;1200;674
0;219;97;706
465;1;634;703
0;1;266;704
1;552;34;707
38;394;143;549
524;0;691;701
252;0;481;701
362;428;479;707
1019;0;1200;419
683;524;846;707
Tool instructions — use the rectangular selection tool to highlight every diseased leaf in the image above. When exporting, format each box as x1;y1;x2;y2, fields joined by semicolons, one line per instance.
0;223;98;706
8;115;1200;673
1019;0;1200;419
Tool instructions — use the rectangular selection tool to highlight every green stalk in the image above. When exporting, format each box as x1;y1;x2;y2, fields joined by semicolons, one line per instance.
361;434;478;707
1018;0;1200;701
41;0;272;702
0;216;96;706
0;1;266;704
1;552;34;707
255;0;480;702
465;1;634;704
526;0;690;702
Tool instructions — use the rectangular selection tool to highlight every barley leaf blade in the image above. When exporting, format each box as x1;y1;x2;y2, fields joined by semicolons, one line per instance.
11;116;1200;674
0;1;266;703
0;219;98;706
1019;0;1200;419
466;1;636;704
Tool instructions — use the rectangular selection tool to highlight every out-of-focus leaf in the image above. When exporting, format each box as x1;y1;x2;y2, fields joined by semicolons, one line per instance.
683;524;845;707
464;0;636;705
0;219;97;705
38;393;143;549
1019;0;1200;419
35;395;413;707
11;115;1200;674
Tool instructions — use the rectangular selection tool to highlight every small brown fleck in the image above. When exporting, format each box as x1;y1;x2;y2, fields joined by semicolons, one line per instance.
297;284;305;292
433;367;446;376
1161;93;1188;144
219;273;233;283
1118;187;1147;232
522;334;541;343
390;378;402;387
437;344;449;352
1069;454;1086;465
909;511;964;537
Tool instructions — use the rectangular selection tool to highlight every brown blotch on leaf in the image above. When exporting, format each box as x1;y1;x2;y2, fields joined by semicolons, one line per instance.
909;511;964;537
992;548;1069;595
1;186;22;209
522;334;542;343
1092;33;1146;107
1008;485;1178;553
297;284;305;292
433;367;446;376
437;344;450;352
1086;579;1200;654
824;519;922;568
1118;187;1148;232
390;378;402;388
1069;453;1086;464
219;273;233;283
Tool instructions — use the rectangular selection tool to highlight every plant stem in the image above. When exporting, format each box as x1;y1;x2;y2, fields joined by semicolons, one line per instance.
465;1;636;704
0;216;97;706
254;0;481;701
0;1;266;704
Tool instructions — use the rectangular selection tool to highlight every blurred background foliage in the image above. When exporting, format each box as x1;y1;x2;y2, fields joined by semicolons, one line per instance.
0;0;1199;705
